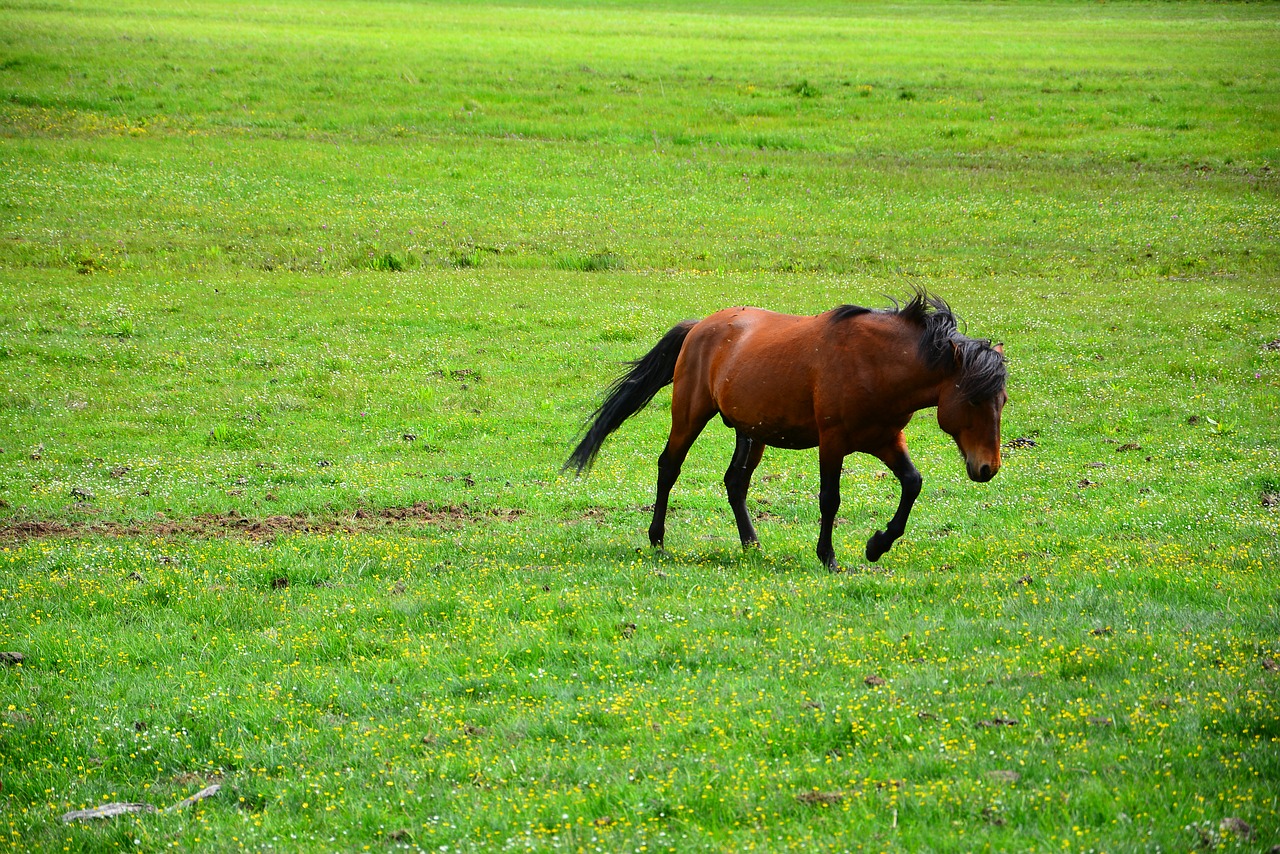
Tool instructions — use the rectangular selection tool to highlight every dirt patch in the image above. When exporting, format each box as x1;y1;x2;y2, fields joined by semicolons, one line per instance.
0;502;521;542
367;502;472;523
2;520;78;539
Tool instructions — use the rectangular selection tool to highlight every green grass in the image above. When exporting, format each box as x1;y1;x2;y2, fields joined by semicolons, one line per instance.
1;0;1278;851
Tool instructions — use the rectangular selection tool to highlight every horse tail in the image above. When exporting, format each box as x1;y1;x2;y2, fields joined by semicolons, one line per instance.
565;320;697;474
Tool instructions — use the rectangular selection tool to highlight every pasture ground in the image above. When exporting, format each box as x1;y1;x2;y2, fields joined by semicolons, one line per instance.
1;0;1278;850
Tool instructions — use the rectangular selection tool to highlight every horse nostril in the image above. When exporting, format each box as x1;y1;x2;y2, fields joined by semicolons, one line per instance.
979;464;992;481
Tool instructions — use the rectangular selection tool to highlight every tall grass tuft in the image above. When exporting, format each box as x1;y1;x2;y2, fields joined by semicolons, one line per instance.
554;251;625;272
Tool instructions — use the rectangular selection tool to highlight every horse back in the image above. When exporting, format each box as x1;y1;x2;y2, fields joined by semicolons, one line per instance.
671;308;828;448
673;306;920;451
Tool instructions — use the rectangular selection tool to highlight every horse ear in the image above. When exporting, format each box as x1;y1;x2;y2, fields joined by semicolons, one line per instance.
951;340;963;366
994;342;1005;355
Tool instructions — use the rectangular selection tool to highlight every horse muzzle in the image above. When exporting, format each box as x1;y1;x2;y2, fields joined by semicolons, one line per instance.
967;460;999;483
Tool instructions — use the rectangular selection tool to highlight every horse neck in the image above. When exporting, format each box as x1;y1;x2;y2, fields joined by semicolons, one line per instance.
903;362;957;414
880;326;958;414
833;315;959;416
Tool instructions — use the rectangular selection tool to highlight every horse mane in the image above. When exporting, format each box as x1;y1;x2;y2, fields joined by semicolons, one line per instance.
830;304;872;322
834;288;1006;403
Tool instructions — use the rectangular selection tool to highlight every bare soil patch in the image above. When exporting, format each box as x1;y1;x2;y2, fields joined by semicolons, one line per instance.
0;502;521;542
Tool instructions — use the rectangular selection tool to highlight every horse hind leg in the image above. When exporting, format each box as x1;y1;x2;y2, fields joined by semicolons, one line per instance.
648;406;714;550
815;446;844;571
724;431;766;548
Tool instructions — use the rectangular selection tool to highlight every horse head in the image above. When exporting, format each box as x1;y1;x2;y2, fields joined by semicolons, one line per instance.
936;341;1006;483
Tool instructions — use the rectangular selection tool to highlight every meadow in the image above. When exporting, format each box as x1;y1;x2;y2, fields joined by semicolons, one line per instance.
1;0;1278;850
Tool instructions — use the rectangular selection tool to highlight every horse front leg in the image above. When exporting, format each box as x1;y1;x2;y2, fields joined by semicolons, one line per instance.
866;440;922;563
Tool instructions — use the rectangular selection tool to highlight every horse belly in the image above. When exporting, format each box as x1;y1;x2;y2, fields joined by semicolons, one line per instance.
736;420;819;450
715;367;819;449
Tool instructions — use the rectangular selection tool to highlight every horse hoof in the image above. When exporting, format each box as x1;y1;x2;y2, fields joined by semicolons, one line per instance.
865;534;891;563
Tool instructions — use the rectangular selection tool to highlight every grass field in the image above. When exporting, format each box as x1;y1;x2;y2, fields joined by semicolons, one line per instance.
2;0;1279;850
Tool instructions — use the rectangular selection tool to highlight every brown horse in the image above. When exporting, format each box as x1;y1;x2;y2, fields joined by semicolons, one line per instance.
566;290;1007;570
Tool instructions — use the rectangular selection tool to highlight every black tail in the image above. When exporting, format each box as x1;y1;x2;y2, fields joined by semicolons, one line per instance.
565;320;697;474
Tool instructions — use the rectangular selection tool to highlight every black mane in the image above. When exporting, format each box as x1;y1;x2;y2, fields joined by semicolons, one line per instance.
830;303;872;322
835;289;1006;404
